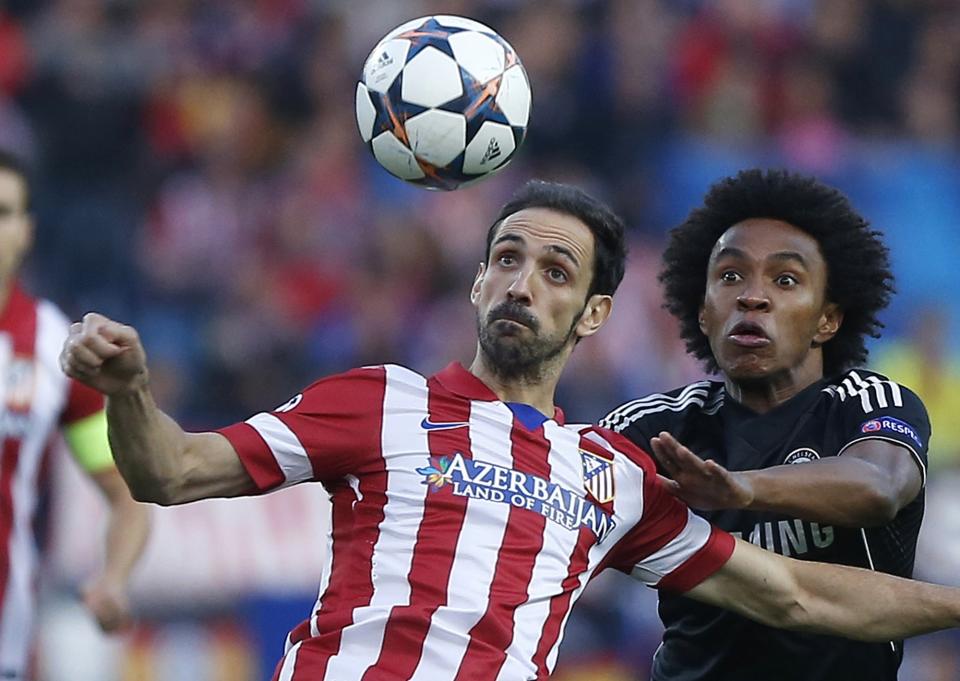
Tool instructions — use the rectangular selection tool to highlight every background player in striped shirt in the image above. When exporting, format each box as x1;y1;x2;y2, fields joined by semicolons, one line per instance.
62;180;960;681
0;150;150;680
602;169;930;681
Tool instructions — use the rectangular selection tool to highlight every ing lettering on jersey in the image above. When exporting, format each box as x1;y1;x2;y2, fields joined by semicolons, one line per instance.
416;452;617;543
731;519;835;557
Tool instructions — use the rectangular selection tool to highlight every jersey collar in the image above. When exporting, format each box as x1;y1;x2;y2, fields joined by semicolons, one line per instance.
721;377;827;443
434;362;566;426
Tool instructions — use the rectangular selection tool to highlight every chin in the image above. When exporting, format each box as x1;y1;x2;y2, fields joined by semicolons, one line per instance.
721;356;773;382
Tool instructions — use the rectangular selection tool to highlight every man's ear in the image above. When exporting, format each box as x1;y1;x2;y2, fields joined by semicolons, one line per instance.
575;294;613;340
698;304;707;335
813;302;843;345
470;263;485;305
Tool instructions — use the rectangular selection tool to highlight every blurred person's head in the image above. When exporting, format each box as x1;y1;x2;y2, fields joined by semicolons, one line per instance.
0;150;33;297
473;180;626;382
660;169;893;387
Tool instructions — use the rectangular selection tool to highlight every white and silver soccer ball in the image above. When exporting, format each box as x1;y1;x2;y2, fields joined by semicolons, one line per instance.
355;15;532;191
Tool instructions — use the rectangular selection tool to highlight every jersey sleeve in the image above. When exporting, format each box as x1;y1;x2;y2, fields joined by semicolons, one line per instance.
217;366;387;494
599;403;666;460
599;386;707;473
60;378;106;425
836;377;930;485
600;429;735;593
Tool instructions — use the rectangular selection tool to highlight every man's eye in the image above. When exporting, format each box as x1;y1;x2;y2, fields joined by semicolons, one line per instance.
547;268;568;283
720;271;741;282
498;254;516;266
777;274;798;287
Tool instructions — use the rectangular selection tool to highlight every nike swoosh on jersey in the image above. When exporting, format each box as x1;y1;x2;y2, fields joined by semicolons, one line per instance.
420;418;471;431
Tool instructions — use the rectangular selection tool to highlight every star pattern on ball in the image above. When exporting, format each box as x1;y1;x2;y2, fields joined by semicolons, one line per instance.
395;17;472;61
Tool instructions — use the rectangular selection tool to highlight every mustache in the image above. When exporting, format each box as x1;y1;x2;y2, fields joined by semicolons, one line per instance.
487;301;539;331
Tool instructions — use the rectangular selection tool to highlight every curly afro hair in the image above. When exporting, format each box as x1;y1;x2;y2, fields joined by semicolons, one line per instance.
660;169;894;377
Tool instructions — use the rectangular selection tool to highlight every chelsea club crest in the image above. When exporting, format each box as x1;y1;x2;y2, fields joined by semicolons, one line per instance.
784;448;820;465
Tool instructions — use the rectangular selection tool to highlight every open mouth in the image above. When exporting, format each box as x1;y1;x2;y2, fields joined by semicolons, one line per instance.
727;320;770;348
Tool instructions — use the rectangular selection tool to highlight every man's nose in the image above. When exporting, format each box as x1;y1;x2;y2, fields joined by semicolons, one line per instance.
736;284;770;311
506;267;533;303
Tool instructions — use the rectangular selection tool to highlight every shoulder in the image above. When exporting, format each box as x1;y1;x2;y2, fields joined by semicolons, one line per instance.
293;363;428;413
821;368;927;414
568;422;657;476
302;363;420;390
600;380;723;433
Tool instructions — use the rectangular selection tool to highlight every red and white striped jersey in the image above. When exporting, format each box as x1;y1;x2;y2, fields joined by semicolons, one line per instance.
220;363;734;681
0;285;104;677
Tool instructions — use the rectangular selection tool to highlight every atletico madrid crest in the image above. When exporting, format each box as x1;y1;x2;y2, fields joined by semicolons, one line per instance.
580;450;615;504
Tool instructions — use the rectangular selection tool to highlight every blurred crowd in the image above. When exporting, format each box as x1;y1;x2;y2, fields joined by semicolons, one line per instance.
3;0;960;679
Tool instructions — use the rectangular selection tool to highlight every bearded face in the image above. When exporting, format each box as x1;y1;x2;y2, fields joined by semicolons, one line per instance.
477;299;582;382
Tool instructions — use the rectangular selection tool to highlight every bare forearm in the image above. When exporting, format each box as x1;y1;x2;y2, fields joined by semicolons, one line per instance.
742;458;900;526
106;387;191;503
64;313;252;504
689;540;960;643
791;558;960;641
102;498;150;583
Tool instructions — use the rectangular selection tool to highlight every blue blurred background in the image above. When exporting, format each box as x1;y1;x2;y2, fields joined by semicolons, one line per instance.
10;0;960;679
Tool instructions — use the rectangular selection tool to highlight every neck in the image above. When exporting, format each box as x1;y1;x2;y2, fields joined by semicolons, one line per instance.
724;354;824;414
467;346;566;416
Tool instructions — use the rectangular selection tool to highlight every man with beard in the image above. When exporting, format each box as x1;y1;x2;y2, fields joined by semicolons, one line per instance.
61;180;960;681
601;169;929;681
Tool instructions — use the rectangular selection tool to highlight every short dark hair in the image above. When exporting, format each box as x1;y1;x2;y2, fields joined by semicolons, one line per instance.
484;180;627;298
660;169;894;376
0;149;31;211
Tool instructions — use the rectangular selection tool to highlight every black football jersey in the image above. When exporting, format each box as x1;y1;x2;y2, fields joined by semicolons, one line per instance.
600;369;930;681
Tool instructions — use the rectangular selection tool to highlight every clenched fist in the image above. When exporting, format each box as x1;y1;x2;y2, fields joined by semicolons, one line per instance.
60;312;150;396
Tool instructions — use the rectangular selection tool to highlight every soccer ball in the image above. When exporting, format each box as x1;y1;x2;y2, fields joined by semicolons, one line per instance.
355;15;531;191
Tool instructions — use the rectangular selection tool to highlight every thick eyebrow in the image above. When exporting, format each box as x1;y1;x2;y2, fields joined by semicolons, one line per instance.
713;246;808;268
546;244;581;268
493;233;582;268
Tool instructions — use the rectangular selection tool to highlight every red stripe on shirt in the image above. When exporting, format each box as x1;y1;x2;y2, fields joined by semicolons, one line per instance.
453;419;552;681
277;367;390;483
606;465;697;573
0;439;22;620
291;366;388;679
0;285;36;355
361;376;473;680
0;286;34;625
656;526;736;593
531;525;595;678
219;422;284;492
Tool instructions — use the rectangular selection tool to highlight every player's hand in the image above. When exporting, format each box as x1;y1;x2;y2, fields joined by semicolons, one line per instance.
81;575;132;633
650;431;754;511
60;312;149;396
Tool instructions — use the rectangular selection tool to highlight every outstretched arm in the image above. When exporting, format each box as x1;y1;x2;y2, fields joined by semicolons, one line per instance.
686;537;960;641
61;313;253;505
651;432;922;527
